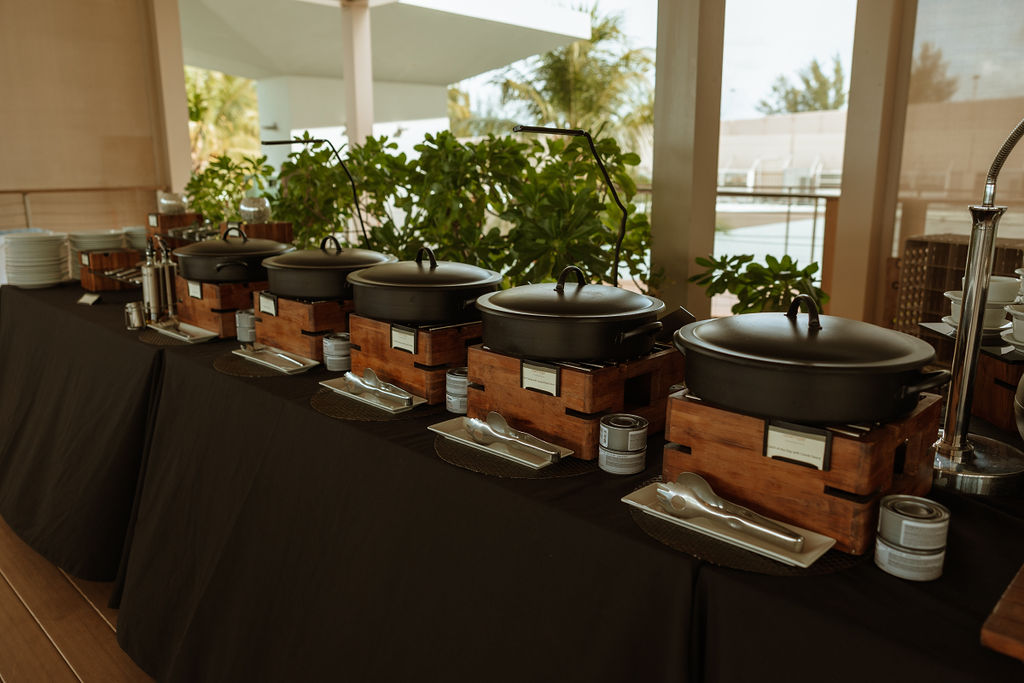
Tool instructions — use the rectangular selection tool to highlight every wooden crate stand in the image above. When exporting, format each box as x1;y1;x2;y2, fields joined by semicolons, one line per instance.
661;391;942;554
972;352;1024;434
147;212;203;252
252;291;353;362
79;249;142;292
220;221;293;244
348;314;483;404
465;344;685;460
174;274;267;338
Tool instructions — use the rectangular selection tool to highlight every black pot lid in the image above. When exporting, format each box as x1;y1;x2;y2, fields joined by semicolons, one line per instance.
174;226;292;258
476;265;665;319
346;246;502;289
675;295;936;370
263;235;394;270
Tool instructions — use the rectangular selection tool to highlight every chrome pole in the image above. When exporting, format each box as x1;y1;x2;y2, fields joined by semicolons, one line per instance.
933;117;1024;495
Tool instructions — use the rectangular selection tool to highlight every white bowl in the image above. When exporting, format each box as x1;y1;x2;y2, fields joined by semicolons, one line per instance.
961;275;1020;303
1006;305;1024;341
945;290;1008;328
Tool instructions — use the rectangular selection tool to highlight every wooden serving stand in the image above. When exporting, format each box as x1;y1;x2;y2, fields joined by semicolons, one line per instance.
348;314;483;404
147;212;203;252
79;249;141;292
662;391;942;554
252;291;352;362
972;351;1024;433
465;344;685;461
174;274;267;338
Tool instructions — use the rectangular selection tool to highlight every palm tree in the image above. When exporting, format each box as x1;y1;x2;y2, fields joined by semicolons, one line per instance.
494;4;654;149
186;66;260;172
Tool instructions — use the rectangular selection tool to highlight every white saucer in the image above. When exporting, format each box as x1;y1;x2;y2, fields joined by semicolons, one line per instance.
942;316;1011;333
999;329;1024;352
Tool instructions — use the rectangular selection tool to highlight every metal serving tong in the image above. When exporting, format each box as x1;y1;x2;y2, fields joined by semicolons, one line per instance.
656;472;805;553
464;412;561;463
344;368;414;407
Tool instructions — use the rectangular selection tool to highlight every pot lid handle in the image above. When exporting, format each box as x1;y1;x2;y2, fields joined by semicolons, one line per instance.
320;234;343;255
221;225;249;242
554;265;587;293
415;246;439;270
785;294;822;331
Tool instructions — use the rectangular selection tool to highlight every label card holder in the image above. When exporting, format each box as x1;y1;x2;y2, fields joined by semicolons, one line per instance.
258;291;278;316
764;419;832;471
390;324;418;354
187;280;204;300
520;360;560;397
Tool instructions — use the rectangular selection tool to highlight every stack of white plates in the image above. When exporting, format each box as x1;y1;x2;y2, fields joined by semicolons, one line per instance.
122;226;148;251
68;231;125;277
3;232;69;288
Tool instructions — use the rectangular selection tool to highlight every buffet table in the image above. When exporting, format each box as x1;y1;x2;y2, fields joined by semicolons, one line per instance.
0;284;162;579
1;284;1023;682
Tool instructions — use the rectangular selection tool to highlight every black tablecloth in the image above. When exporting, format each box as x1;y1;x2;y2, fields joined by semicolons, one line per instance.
115;344;696;682
2;284;1023;681
0;284;161;579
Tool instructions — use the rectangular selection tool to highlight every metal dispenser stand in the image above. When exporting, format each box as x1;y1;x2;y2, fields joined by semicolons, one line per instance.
933;117;1024;495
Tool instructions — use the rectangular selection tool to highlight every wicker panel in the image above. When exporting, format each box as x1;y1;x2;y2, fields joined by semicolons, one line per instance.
895;233;1024;337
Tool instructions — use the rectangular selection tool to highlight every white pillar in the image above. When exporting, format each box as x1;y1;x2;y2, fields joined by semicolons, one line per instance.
148;0;192;192
650;0;726;318
830;0;917;324
340;0;375;145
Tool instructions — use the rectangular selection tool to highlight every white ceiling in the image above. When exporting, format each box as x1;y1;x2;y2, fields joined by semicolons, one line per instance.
179;0;590;84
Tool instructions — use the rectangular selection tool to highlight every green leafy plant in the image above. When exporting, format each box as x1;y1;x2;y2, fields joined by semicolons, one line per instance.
501;134;658;289
689;253;829;314
183;153;274;225
272;132;363;248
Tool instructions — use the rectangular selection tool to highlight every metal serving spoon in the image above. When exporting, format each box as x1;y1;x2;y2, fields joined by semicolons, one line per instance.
656;472;805;553
484;412;560;459
464;417;559;462
344;368;414;406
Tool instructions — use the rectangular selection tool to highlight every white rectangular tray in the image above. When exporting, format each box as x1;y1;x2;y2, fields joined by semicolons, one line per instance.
622;482;836;568
319;376;426;413
147;320;218;343
232;346;319;374
428;416;572;470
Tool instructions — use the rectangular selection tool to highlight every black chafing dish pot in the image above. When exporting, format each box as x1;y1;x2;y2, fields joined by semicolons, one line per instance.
173;226;293;283
673;294;950;424
347;246;502;324
262;235;394;300
475;265;665;361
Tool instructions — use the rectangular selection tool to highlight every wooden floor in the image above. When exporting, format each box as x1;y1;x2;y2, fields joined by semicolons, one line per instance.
0;517;153;683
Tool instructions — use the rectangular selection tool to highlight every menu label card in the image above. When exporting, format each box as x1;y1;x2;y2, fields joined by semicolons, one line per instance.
764;420;831;471
258;291;277;316
148;214;158;227
187;280;204;300
81;253;90;266
76;292;101;305
520;360;560;397
390;325;417;354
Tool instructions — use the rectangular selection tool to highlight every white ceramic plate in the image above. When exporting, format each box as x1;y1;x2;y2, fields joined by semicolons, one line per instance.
622;482;836;568
999;329;1024;352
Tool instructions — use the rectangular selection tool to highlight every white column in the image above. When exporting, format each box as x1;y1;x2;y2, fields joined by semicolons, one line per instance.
148;0;192;192
830;0;917;323
340;0;375;145
650;0;726;318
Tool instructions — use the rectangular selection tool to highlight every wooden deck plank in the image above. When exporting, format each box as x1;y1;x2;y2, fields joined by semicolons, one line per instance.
63;573;119;633
0;575;80;683
0;518;151;682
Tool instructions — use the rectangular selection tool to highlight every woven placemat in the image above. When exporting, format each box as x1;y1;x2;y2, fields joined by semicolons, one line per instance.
434;434;597;479
213;352;282;377
310;386;435;422
138;328;189;346
628;479;867;576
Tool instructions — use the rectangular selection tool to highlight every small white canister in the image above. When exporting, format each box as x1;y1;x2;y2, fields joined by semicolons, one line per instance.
323;333;351;372
598;444;646;475
874;495;949;581
235;309;255;342
445;367;469;414
874;536;945;582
